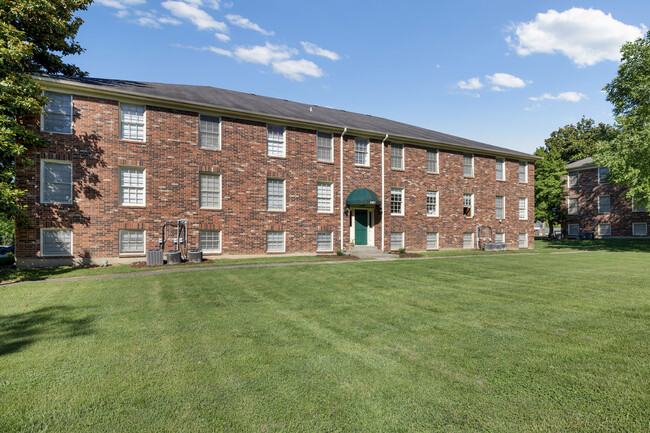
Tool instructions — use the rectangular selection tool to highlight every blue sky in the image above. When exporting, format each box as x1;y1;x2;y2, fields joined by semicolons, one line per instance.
76;0;648;154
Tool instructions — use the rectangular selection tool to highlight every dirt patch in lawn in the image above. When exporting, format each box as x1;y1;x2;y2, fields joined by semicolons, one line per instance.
131;259;215;268
316;254;360;260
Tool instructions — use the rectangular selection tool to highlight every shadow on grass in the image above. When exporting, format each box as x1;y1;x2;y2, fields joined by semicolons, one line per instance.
0;306;96;357
538;237;650;253
0;265;104;284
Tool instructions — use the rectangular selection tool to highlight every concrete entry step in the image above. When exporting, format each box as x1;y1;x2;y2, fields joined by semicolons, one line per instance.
347;245;396;260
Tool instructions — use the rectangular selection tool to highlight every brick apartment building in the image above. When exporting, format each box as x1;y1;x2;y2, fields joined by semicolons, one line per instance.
564;157;649;238
16;75;537;267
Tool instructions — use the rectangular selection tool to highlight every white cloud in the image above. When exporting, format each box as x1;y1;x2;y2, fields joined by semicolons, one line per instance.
300;42;340;61
173;44;232;57
457;77;483;90
529;91;587;102
116;10;129;18
226;14;274;36
131;10;181;28
214;32;230;42
486;73;527;90
233;42;296;65
161;1;228;32
96;0;145;9
272;59;324;81
508;8;645;66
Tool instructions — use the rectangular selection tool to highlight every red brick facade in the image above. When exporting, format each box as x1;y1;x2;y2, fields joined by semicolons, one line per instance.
16;89;536;267
564;167;650;237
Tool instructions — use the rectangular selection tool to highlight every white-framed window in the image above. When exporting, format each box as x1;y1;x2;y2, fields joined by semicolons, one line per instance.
317;182;333;213
598;195;610;214
426;232;439;250
495;232;505;244
120;103;145;141
199;115;220;150
463;193;474;218
316;231;333;252
632;198;647;212
598;223;611;236
463;154;474;177
568;171;578;188
267;178;285;211
354;138;369;166
391;143;404;170
568;198;578;215
40;228;73;256
519;161;528;183
568;224;580;237
495;196;505;220
496;158;505;181
199;173;221;209
518;197;528;220
427;148;439;173
390;232;404;250
598;167;610;184
267;125;285;157
391;188;404;215
41;160;73;204
463;232;474;249
119;229;145;254
199;230;221;253
119;166;145;206
518;232;528;248
266;231;285;252
632;223;647;236
426;190;438;217
42;92;73;134
317;132;333;162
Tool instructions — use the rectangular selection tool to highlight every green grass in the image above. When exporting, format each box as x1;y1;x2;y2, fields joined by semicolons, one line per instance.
1;249;648;431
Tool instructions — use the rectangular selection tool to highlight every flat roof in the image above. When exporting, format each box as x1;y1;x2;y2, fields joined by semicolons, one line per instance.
35;74;538;160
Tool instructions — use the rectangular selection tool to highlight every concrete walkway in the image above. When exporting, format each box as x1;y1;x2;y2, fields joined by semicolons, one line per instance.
0;250;593;287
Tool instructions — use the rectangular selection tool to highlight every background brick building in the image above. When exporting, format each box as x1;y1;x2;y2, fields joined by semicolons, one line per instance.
16;75;537;267
564;157;650;238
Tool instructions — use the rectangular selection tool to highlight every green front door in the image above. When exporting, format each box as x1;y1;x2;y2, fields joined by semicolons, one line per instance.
354;209;368;245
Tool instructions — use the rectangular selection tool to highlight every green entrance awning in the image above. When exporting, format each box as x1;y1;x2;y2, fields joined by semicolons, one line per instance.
346;188;381;206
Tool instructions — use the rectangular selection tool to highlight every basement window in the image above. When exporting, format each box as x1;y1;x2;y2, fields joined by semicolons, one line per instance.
119;230;145;255
41;229;73;257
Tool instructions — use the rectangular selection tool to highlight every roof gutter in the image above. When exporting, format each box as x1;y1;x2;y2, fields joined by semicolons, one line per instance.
34;75;540;161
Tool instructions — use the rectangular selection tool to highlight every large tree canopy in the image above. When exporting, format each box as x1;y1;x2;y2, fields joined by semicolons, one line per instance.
544;117;615;164
0;0;91;218
594;31;650;208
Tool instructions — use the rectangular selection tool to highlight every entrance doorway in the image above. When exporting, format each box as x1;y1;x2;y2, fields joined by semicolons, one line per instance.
354;209;369;245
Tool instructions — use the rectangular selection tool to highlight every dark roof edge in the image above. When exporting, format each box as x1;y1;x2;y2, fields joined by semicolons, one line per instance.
34;74;540;161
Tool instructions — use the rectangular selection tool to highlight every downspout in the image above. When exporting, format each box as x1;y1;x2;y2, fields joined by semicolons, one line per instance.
381;134;388;252
340;127;347;250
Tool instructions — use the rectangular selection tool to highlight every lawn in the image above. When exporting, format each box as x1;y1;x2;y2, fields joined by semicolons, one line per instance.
1;245;649;431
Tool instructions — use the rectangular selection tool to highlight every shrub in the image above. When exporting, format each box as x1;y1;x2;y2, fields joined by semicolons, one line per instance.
336;249;344;256
398;247;406;254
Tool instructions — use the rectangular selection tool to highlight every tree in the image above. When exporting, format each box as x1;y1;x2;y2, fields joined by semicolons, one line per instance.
0;0;92;218
594;31;650;208
544;117;615;164
534;147;567;235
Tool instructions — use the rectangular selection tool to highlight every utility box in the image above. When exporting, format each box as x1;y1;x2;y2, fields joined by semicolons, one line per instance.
188;250;203;263
146;249;164;266
484;242;507;252
166;250;183;265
